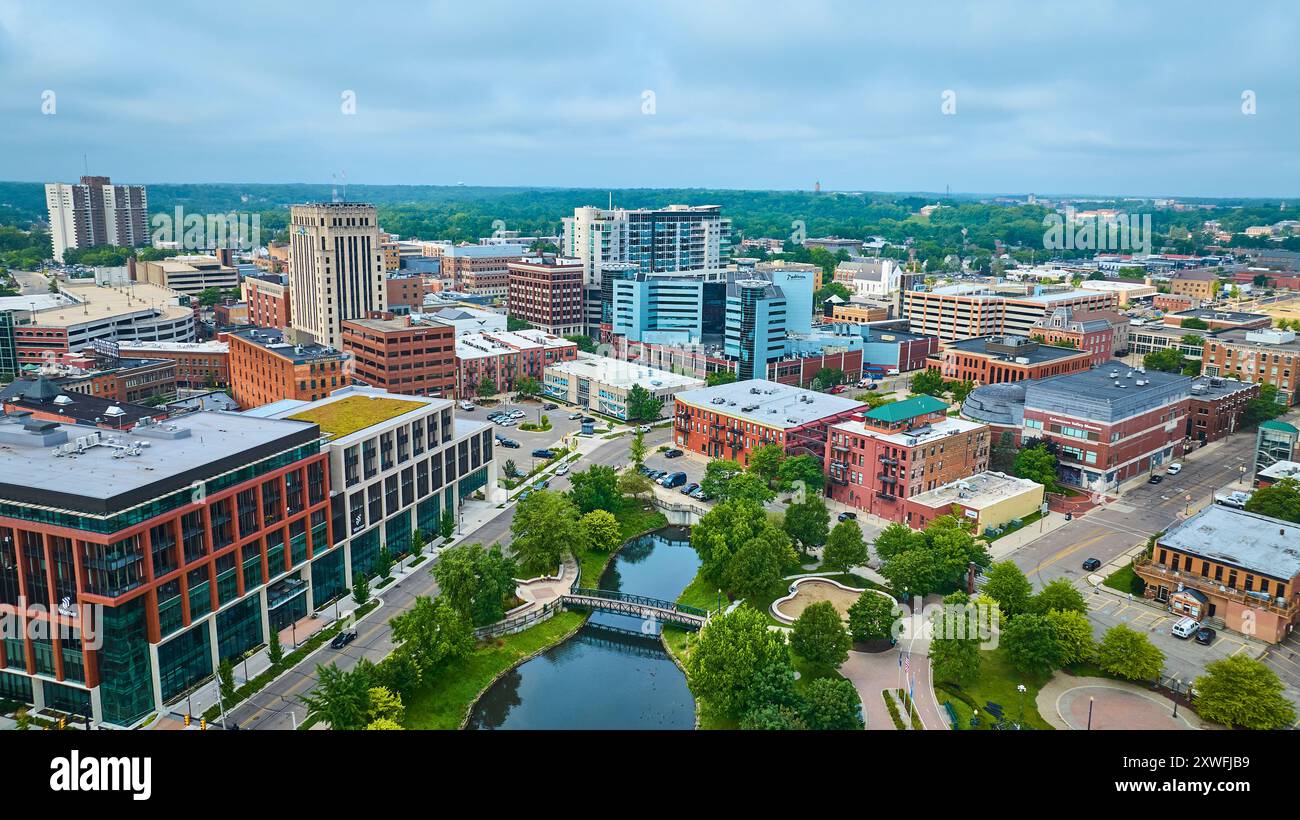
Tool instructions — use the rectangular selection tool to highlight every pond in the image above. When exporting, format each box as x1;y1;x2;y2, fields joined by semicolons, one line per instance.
466;526;699;730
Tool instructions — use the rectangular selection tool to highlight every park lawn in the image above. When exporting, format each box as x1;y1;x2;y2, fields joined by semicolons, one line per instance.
1102;562;1143;595
952;646;1055;730
402;611;586;730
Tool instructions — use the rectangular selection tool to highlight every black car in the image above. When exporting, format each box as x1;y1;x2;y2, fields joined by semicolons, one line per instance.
664;449;684;458
1147;474;1164;485
541;402;558;410
837;511;858;522
531;448;555;459
1082;557;1102;572
498;438;520;448
1194;627;1217;646
330;630;358;649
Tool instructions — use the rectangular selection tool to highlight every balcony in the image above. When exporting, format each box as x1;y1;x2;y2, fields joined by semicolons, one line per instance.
879;455;898;466
1134;557;1296;616
876;473;897;484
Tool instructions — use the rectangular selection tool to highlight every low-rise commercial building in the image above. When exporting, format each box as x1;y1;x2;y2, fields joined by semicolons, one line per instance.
227;328;351;409
903;471;1044;532
903;285;1117;341
824;395;990;523
1030;306;1129;365
543;356;702;420
1078;278;1158;306
440;244;527;299
1162;308;1271;332
1167;268;1221;302
936;335;1093;386
454;329;577;396
506;256;585;337
1202;327;1300;405
1135;506;1300;643
1185;376;1259;445
673;379;866;465
1257;460;1300;488
242;277;292;329
116;340;230;390
133;255;239;296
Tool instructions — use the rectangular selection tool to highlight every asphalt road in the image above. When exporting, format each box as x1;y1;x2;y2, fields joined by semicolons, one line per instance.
11;268;51;296
229;418;671;730
1009;429;1258;589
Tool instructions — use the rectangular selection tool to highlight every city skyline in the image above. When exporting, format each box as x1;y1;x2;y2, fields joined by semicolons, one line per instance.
0;1;1297;197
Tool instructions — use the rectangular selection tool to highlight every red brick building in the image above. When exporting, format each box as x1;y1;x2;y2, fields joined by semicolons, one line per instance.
341;315;455;397
385;275;427;312
454;329;578;396
936;335;1093;386
824;395;990;522
1186;376;1259;445
227;328;350;409
1154;292;1198;313
1030;306;1129;366
506;257;585;337
672;379;867;466
243;277;292;329
117;341;231;389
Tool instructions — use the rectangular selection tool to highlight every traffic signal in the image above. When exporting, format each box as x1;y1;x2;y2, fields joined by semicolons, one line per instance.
57;717;66;730
184;714;191;727
200;718;206;731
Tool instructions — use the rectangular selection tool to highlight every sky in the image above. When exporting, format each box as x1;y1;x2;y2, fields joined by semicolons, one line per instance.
0;0;1296;198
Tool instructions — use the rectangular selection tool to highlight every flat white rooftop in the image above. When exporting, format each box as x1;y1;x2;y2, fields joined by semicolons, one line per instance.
833;414;985;448
908;471;1043;510
675;379;865;429
546;355;703;392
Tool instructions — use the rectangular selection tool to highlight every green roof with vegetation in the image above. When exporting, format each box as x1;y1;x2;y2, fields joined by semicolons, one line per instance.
863;394;948;423
287;396;424;439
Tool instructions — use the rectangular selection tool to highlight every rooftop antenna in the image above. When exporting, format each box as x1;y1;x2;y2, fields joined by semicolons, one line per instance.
608;191;613;210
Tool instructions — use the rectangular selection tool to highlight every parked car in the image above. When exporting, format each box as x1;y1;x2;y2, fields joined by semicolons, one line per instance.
636;425;651;433
581;416;596;423
664;448;684;458
863;383;878;391
661;471;688;489
680;482;700;495
541;402;558;410
1215;490;1251;508
535;479;550;490
509;410;525;419
531;448;555;459
1171;616;1201;639
1166;463;1182;476
555;463;570;476
458;400;475;411
518;490;531;501
886;368;900;376
569;412;583;420
1082;557;1102;572
1147;474;1164;485
330;630;358;649
498;438;520;448
638;465;654;475
1194;626;1217;646
649;470;666;481
828;384;847;394
690;489;708;500
837;511;858;522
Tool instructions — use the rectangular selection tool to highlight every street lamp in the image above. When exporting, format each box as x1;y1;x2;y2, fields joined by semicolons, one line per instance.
1171;679;1180;719
1239;463;1247;487
1184;493;1192;516
1087;696;1094;730
1016;683;1027;726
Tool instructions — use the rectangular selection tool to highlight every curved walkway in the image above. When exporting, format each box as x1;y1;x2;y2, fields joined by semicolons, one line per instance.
839;647;949;730
1036;674;1216;730
514;556;579;616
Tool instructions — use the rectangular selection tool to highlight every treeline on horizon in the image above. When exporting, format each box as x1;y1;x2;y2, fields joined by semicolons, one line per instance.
0;180;1295;252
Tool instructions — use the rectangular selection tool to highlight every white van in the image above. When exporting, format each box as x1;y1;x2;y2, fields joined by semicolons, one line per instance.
1171;616;1200;639
1166;463;1182;476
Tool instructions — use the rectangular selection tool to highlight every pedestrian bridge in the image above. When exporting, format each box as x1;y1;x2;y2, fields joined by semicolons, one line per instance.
560;587;710;630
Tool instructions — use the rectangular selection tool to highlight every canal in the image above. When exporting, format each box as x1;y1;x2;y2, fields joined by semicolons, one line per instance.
466;526;699;730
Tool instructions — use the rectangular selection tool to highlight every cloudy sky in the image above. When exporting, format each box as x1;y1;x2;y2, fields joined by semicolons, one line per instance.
0;0;1296;197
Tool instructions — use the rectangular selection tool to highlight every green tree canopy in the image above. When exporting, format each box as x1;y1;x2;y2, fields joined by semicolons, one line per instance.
910;368;947;397
782;495;830;554
566;464;621;514
790;600;851;667
580;509;622;553
1096;624;1165;681
823;518;869;574
983;561;1034;618
1044;608;1094;667
800;677;864;730
625;384;663;421
747;443;786;484
699;459;745;498
847;591;896;643
1001;613;1062;677
1031;578;1088;615
1243;477;1300;523
509;489;582;574
684;605;793;720
1193;655;1297;730
1012;444;1060;493
776;454;825;492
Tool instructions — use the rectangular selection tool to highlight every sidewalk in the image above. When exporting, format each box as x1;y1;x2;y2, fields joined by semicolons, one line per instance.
987;513;1072;560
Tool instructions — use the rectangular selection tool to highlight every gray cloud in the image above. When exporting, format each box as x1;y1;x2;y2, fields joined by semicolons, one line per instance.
0;0;1296;196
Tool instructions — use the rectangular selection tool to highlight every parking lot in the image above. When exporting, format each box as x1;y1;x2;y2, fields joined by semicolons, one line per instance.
457;398;587;479
1260;630;1300;725
1082;585;1265;687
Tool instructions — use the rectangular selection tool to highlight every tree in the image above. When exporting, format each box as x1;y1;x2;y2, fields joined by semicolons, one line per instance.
1243;477;1300;523
813;367;845;389
439;509;456;540
1031;578;1088;615
1096;624;1165;681
714;471;776;504
801;678;864;730
628;429;647;468
514;376;542;397
990;430;1019;473
1044;609;1094;667
741;703;806;730
366;686;405;725
566;464;620;514
389;596;474;673
823;518;869;574
624;384;663;421
197;287;225;307
433;542;519;625
877;516;988;597
1244;384;1287;426
685;605;793;719
301;661;372;730
725;530;796;601
783;496;829;555
910;368;946;397
563;334;596;353
504;459;520;478
983;561;1034;617
1193;655;1296;730
375;548;393;581
218;659;236;705
946;379;976;404
848;591;896;642
873;522;924;562
618;470;654;499
747;443;786;485
510;490;583;574
928;601;983;685
776;454;825;492
1001;613;1061;676
1143;347;1186;374
706;371;737;387
267;627;284;665
581;509;622;553
476;376;496;398
365;717;404;730
878;547;943;598
699;460;745;499
790;601;851;666
1012;444;1059;493
353;574;370;606
410;528;426;558
1180;316;1210;330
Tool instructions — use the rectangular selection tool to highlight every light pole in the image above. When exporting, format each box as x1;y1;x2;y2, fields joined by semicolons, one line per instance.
1016;683;1027;726
1087;696;1094;730
1171;679;1180;719
291;621;298;649
1184;493;1192;517
1239;463;1247;487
